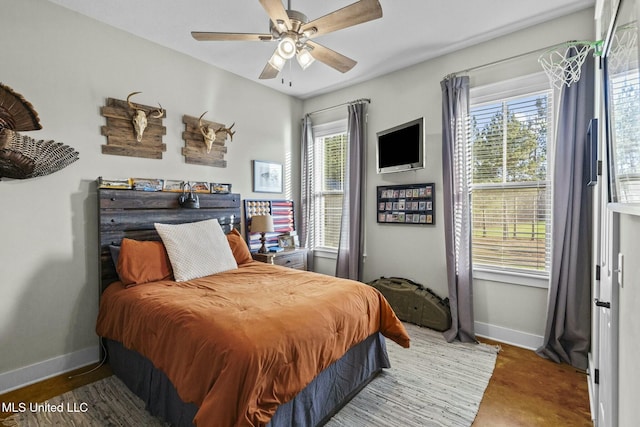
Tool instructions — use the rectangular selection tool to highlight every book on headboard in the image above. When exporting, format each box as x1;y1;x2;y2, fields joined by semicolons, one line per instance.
243;199;295;252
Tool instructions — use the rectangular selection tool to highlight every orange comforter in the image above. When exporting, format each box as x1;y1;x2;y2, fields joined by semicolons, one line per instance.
96;262;410;427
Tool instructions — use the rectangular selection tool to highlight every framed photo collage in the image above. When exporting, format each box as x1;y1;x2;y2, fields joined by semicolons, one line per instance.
376;183;435;225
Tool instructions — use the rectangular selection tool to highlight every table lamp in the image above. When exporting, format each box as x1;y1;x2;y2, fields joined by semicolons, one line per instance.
251;214;274;253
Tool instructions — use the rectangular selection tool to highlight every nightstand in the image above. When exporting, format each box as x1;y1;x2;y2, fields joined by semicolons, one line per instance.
252;248;308;271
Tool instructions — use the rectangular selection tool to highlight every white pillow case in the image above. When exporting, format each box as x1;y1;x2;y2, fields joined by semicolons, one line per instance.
154;218;238;282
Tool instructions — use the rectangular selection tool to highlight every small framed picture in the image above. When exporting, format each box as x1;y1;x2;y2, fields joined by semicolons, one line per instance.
278;235;295;249
189;181;211;193
163;180;185;192
98;177;132;189
132;178;163;192
253;160;283;193
211;183;232;194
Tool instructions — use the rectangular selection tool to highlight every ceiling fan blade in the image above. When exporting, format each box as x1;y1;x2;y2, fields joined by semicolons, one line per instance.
302;0;382;38
306;41;357;73
192;32;273;42
259;61;281;80
259;0;292;31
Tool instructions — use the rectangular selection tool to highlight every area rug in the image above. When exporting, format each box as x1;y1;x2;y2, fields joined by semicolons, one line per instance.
2;323;498;427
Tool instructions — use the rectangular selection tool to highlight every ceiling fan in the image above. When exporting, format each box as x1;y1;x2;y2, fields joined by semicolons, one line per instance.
191;0;383;79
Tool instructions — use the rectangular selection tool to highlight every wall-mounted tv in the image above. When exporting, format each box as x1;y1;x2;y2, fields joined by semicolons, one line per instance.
376;117;424;174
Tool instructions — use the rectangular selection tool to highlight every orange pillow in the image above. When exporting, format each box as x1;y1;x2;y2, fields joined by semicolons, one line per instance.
226;229;253;265
116;238;173;287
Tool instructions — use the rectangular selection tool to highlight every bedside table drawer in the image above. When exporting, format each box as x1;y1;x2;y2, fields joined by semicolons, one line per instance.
273;251;306;270
252;249;308;271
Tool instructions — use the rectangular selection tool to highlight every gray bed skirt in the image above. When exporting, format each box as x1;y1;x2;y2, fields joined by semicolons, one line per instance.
106;333;390;426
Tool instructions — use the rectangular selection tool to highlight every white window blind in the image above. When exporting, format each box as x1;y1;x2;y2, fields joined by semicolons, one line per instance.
469;82;553;275
609;70;640;202
313;120;347;250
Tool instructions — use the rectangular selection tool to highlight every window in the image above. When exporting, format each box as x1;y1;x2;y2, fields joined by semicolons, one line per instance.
312;120;347;250
469;74;553;278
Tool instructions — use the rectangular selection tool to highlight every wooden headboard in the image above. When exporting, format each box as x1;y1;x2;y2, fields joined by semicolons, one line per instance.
98;188;241;292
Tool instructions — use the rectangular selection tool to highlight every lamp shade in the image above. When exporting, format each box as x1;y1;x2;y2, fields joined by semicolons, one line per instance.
277;36;297;59
251;214;274;233
296;48;315;70
268;51;286;71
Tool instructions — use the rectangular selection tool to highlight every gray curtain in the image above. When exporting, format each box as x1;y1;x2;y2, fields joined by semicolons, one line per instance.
441;75;476;343
300;115;317;271
336;102;367;280
537;52;594;370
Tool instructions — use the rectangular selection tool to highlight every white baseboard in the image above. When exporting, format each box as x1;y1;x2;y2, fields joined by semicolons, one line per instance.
0;346;100;394
475;321;544;350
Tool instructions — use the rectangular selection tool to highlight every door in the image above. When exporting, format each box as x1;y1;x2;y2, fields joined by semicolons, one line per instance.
596;209;618;427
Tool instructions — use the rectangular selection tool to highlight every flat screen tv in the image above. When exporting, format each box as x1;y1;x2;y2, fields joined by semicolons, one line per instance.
376;118;424;174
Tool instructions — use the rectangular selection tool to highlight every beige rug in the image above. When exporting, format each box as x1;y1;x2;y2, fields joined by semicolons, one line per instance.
2;323;498;426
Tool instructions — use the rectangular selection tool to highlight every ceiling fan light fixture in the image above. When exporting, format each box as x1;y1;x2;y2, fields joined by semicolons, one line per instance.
275;19;288;33
296;47;315;70
268;51;286;71
277;36;297;59
302;27;317;38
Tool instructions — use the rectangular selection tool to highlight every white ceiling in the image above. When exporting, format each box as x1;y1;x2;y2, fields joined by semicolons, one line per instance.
47;0;594;100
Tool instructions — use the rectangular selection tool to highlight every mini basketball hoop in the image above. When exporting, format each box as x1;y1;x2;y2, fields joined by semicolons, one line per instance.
539;41;603;90
606;24;638;75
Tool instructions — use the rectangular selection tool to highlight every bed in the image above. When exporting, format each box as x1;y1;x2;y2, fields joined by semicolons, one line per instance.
96;188;410;427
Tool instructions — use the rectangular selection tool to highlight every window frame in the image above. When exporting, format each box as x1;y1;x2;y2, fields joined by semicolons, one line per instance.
469;72;553;288
311;119;348;254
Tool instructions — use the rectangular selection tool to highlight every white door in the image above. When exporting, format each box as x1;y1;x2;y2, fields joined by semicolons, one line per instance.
597;209;618;427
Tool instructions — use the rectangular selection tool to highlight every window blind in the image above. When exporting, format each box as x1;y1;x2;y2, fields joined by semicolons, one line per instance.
610;70;640;202
320;133;347;249
469;90;552;274
311;119;348;251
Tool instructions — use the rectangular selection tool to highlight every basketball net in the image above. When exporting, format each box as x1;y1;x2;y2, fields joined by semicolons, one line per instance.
539;41;601;90
606;24;638;75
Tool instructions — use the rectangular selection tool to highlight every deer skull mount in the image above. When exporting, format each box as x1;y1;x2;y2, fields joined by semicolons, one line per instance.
198;111;216;153
198;112;236;154
126;92;163;143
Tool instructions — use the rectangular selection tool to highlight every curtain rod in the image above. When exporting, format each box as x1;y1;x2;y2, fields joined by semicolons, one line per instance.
305;98;371;117
445;40;599;78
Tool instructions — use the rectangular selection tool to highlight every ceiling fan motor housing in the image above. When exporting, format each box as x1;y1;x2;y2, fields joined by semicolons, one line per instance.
269;10;308;38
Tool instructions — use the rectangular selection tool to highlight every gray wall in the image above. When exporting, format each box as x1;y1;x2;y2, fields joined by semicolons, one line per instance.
0;0;301;391
302;9;595;349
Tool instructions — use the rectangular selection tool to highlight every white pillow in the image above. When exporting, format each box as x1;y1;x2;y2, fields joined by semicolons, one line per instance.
154;218;238;282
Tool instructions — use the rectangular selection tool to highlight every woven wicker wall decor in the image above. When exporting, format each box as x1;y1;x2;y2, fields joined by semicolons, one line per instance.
181;114;229;168
100;95;166;159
